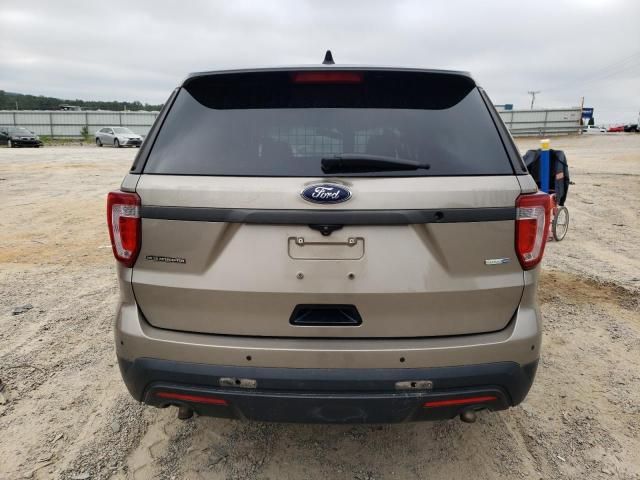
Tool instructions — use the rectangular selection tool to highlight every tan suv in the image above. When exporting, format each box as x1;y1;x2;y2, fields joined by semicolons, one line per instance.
108;60;552;423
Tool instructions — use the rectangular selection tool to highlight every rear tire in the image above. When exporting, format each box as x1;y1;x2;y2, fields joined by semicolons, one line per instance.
96;138;103;147
114;139;120;148
552;206;569;241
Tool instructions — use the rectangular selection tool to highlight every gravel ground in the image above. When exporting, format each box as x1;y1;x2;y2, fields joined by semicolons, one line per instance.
0;135;639;480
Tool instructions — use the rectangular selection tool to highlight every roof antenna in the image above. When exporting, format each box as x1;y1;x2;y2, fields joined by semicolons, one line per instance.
322;50;335;65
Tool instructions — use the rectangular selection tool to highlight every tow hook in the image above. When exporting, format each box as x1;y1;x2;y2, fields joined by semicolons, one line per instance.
460;410;477;423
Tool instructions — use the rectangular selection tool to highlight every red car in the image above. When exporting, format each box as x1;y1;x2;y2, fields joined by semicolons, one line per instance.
607;125;624;132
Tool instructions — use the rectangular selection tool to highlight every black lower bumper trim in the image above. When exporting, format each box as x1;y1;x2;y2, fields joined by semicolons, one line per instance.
118;358;538;424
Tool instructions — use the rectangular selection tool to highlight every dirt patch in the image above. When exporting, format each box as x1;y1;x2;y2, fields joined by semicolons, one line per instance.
540;270;639;311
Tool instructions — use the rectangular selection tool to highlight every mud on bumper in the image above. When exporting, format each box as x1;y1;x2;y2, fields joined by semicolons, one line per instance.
118;358;538;423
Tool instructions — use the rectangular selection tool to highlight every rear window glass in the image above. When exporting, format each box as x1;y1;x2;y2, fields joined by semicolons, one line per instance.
144;70;512;177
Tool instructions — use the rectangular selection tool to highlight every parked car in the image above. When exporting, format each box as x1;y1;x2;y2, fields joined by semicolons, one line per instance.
0;126;43;148
95;127;142;147
623;124;638;133
607;125;625;132
582;125;606;134
108;61;551;424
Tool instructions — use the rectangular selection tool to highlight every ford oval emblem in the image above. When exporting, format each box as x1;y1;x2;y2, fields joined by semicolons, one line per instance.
300;183;352;204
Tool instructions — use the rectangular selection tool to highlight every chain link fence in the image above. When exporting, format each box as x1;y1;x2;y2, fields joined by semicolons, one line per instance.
496;107;583;136
0;110;159;138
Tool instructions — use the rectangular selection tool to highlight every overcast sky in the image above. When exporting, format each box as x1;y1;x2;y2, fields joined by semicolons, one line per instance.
1;0;639;123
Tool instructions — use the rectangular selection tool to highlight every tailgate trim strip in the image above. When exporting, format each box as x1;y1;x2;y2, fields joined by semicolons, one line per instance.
141;206;516;225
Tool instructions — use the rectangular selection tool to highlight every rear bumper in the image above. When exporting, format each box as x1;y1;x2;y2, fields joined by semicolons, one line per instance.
114;265;542;423
115;289;541;370
118;357;538;423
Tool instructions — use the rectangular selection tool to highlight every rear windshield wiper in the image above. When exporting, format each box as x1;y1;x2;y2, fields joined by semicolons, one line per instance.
321;154;430;174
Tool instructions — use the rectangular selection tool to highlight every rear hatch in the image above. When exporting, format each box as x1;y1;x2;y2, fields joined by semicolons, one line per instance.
131;68;525;338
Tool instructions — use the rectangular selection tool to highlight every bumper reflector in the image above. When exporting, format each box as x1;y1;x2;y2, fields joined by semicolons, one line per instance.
155;391;229;406
423;395;497;408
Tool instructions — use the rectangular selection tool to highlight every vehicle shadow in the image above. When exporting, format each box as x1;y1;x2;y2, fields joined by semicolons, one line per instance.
165;410;535;479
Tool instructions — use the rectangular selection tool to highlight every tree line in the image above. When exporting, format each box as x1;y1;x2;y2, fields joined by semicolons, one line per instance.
0;90;163;111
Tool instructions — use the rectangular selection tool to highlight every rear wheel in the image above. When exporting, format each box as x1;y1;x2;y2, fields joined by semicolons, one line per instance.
114;139;120;148
552;206;569;241
96;138;103;147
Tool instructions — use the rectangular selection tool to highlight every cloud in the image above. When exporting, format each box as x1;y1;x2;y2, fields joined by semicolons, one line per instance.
1;0;638;122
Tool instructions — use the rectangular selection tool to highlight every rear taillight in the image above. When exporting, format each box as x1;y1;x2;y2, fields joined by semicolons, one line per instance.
155;391;228;406
107;191;141;268
423;395;497;408
515;192;552;270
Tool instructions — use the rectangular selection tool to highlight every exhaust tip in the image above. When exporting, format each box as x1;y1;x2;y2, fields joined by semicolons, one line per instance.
177;405;194;420
460;410;477;423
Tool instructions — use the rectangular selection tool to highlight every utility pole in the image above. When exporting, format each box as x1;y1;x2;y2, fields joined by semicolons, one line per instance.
528;91;540;110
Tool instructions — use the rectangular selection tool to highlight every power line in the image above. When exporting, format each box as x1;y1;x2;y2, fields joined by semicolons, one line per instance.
545;51;640;92
576;51;640;81
576;61;640;92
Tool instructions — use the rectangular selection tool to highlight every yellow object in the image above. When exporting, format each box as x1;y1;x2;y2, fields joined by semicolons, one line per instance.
540;139;550;150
